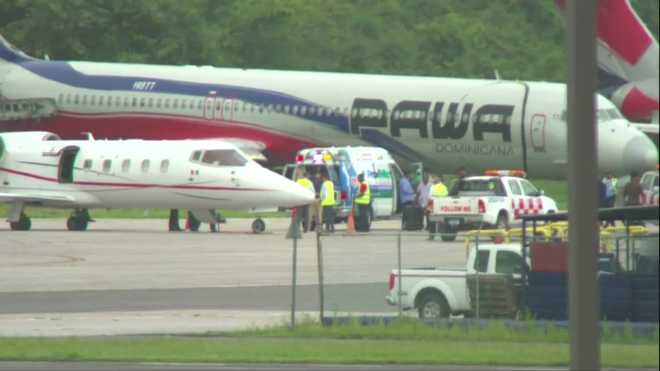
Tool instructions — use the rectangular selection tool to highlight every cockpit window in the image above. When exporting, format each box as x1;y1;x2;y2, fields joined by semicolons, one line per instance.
192;149;248;166
561;108;623;122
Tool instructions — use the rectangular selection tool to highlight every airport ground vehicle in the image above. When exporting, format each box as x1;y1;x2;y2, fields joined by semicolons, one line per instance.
386;206;658;321
283;147;403;221
386;242;526;319
428;171;558;241
521;207;659;322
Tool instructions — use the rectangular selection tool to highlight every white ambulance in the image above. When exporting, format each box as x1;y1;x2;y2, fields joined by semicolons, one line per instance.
429;170;559;241
284;147;403;221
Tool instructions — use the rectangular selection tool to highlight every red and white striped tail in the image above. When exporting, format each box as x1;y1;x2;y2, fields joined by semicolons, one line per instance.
555;0;659;122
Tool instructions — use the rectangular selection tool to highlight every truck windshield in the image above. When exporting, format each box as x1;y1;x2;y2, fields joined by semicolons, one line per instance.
458;179;506;196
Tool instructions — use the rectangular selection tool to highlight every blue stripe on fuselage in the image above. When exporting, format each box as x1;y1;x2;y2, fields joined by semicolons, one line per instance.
14;59;350;132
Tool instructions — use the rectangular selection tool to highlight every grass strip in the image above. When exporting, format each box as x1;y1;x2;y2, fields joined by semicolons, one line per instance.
0;337;656;368
230;318;659;345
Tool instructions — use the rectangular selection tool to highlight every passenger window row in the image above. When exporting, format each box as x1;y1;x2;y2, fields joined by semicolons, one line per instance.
55;93;518;123
82;158;170;174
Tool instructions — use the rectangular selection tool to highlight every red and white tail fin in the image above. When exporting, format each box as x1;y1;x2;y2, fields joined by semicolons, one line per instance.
556;0;659;123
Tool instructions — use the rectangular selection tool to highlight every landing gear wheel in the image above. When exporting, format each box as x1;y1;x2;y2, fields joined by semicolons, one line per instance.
10;213;32;231
66;216;88;231
417;292;450;320
252;218;266;234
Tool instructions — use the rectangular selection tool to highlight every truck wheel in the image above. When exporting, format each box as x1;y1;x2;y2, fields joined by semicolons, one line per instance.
496;211;509;230
440;223;457;242
417;292;450;319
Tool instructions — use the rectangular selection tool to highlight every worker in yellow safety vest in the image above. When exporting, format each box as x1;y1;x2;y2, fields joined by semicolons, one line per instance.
354;173;371;232
428;176;448;239
430;176;449;198
296;169;315;232
320;172;336;232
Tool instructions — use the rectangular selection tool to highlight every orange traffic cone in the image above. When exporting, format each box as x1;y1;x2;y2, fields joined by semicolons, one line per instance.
347;209;356;234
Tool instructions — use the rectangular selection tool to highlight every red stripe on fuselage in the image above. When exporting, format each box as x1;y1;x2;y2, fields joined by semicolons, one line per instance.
0;166;270;192
0;112;321;166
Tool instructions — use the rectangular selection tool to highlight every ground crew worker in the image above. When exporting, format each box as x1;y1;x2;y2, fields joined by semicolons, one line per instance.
430;176;449;198
168;209;181;232
427;176;448;239
354;173;371;232
310;170;323;231
320;172;336;233
296;169;315;232
416;174;432;230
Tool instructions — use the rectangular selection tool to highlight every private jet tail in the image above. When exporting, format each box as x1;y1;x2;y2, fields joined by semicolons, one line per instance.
556;0;660;123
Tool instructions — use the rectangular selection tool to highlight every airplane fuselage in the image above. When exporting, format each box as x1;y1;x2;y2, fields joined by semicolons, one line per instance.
0;131;312;210
1;55;657;178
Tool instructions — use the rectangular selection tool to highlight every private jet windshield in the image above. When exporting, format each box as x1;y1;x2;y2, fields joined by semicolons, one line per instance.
190;149;248;166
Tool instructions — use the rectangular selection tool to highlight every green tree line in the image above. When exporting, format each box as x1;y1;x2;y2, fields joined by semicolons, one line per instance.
1;0;658;82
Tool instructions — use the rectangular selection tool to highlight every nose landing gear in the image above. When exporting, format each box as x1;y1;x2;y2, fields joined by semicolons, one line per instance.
251;218;266;234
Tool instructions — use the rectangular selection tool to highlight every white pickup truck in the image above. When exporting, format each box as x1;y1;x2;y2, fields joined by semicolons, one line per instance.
386;243;527;319
429;174;558;241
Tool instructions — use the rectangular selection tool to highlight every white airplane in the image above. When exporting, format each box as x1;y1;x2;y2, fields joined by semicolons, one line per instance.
0;131;314;231
0;2;657;178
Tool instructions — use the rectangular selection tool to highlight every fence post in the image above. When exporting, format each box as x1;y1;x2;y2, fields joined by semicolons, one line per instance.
475;235;480;320
291;236;298;329
397;231;403;318
316;228;325;323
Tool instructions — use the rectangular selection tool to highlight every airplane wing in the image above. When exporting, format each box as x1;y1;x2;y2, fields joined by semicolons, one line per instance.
0;192;76;205
221;138;268;162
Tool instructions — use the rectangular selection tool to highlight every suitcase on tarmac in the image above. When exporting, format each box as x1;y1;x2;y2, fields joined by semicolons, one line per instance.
403;205;424;231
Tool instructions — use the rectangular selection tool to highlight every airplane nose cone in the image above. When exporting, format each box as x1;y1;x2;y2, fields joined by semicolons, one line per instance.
264;170;315;208
623;135;658;174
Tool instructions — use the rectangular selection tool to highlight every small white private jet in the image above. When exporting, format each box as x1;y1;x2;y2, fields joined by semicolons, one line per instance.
0;131;313;232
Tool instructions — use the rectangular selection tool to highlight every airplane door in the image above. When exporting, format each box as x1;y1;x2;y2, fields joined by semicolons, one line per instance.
58;146;80;184
223;98;234;121
204;91;218;120
530;114;546;152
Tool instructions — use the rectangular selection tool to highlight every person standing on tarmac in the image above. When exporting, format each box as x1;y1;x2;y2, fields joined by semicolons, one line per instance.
168;209;181;232
320;172;336;233
427;176;449;238
296;169;315;232
416;173;432;230
449;166;468;195
354;173;371;232
399;172;416;227
310;170;323;231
